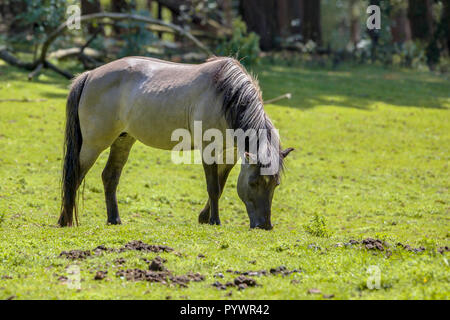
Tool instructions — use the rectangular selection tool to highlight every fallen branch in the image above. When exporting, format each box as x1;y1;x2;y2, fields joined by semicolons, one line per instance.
0;12;211;80
0;48;36;70
28;63;43;80
48;47;102;60
44;60;74;79
39;12;212;65
0;98;48;103
264;93;292;105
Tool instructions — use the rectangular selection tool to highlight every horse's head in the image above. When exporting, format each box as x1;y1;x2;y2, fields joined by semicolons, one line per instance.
237;148;294;230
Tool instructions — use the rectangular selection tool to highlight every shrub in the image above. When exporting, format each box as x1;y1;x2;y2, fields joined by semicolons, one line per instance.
304;213;331;238
215;18;260;67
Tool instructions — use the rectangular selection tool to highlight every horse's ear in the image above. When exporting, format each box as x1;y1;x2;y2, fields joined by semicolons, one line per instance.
244;152;258;164
281;148;294;158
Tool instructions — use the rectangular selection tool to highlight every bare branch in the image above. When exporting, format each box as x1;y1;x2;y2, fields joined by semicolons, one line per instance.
39;12;212;64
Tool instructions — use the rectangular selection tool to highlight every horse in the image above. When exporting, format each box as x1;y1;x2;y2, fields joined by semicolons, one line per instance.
58;56;293;230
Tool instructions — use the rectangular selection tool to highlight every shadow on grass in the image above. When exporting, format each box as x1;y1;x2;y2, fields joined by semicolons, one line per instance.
2;61;449;110
257;64;450;110
0;63;73;88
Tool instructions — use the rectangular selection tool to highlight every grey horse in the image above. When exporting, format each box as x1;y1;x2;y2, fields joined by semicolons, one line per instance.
58;56;293;230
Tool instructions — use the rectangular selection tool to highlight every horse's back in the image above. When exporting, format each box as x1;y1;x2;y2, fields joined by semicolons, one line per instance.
78;57;224;150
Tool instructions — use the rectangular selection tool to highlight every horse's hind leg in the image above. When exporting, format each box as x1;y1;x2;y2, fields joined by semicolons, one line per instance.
102;133;136;225
58;142;104;227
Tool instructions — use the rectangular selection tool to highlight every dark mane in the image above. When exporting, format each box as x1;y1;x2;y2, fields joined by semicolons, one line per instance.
209;56;285;177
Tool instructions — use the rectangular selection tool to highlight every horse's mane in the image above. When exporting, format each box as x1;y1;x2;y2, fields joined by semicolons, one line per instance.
209;56;284;177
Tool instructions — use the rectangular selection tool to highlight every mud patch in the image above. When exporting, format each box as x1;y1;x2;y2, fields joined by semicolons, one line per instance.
270;266;301;276
338;239;445;254
60;240;174;260
213;276;260;291
114;258;126;265
116;269;204;287
396;242;426;253
362;238;387;251
116;254;203;287
59;250;91;260
438;246;449;254
94;271;107;280
149;256;166;271
120;240;173;253
225;266;301;277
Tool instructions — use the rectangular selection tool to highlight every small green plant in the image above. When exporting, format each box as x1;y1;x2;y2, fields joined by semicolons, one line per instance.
215;18;260;67
304;213;331;238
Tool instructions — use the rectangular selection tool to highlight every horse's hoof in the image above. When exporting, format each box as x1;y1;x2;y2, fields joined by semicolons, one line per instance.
107;219;122;225
198;211;210;224
209;218;221;226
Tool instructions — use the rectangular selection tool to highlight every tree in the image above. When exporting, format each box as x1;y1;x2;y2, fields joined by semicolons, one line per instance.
111;0;136;34
408;0;433;40
81;0;103;34
239;0;279;50
302;0;322;44
349;0;361;47
390;1;411;44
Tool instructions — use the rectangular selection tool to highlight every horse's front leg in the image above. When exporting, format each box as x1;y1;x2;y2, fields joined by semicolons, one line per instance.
199;163;235;224
202;162;221;225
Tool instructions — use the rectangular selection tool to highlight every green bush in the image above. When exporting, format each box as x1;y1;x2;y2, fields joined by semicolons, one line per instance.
13;0;68;46
304;213;331;238
215;18;260;67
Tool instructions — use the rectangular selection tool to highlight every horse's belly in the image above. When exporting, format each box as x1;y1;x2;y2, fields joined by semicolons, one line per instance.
125;103;190;151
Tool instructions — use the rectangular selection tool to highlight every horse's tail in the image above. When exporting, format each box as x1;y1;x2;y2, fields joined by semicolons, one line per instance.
58;72;89;227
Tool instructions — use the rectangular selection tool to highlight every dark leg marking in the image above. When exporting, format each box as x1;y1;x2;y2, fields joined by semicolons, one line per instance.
199;163;235;225
102;133;136;225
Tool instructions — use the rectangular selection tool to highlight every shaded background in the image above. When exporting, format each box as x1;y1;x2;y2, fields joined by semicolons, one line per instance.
0;0;449;76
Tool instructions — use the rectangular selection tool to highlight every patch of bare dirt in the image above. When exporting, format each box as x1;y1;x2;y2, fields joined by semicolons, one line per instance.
149;256;166;271
59;250;91;260
225;266;301;277
119;240;174;253
114;258;126;265
396;242;426;253
60;240;174;260
94;271;107;280
115;256;204;287
115;268;204;287
212;276;260;291
362;238;387;251
438;246;449;254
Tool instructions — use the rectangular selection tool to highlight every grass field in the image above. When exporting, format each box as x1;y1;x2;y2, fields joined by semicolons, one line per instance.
0;60;449;300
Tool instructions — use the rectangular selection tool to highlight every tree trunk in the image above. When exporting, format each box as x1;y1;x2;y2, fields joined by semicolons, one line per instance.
240;0;279;50
111;0;135;34
390;2;411;44
4;0;28;35
81;0;103;34
221;0;232;28
302;0;322;44
408;0;433;40
444;0;450;54
349;0;361;47
277;0;290;39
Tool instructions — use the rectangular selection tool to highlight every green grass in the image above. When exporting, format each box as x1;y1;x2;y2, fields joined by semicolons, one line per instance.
0;61;449;300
